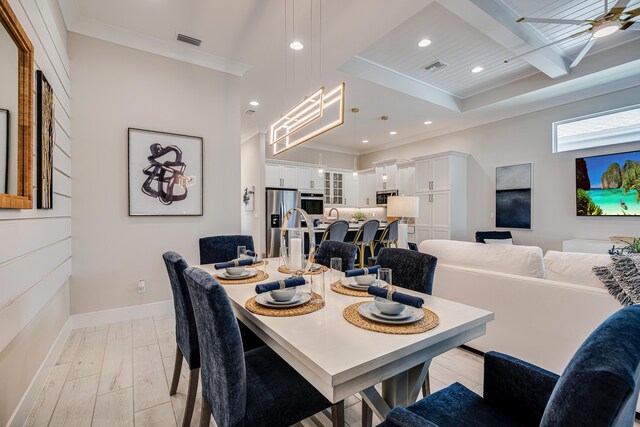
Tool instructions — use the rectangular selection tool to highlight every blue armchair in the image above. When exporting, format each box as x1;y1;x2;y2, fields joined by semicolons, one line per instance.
380;305;640;427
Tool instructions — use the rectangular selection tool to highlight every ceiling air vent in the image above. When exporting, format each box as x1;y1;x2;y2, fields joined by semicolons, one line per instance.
244;109;256;116
177;33;201;47
424;60;448;72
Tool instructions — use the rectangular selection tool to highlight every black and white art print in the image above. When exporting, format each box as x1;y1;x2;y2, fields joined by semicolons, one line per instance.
128;128;203;216
496;163;532;229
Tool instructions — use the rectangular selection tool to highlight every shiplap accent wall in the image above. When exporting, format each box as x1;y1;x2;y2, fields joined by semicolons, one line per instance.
0;0;70;420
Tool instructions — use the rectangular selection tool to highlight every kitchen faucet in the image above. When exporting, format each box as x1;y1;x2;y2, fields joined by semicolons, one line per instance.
326;207;339;221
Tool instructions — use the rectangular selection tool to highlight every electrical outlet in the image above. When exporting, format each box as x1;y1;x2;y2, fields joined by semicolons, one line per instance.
137;280;146;293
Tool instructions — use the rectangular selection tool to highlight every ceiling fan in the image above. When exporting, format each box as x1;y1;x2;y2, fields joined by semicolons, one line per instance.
506;0;639;68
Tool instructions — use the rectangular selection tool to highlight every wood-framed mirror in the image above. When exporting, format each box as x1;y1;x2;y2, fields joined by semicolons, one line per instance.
0;0;33;209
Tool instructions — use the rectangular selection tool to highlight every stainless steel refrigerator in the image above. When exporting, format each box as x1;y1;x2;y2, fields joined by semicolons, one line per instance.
266;188;301;258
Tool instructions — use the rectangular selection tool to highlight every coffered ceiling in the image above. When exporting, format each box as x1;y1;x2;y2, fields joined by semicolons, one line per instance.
57;0;640;154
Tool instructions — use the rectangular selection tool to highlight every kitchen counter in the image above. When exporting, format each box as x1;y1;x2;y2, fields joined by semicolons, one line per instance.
314;222;387;232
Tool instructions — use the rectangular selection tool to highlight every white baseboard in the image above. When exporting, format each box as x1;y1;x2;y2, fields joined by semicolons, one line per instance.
71;299;174;329
7;318;72;427
8;300;174;426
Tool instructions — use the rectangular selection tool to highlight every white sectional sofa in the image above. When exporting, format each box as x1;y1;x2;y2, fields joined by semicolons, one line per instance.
418;240;621;376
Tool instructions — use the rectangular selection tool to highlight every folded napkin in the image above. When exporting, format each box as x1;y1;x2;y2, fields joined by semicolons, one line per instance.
255;276;306;294
345;265;381;277
367;285;424;308
214;258;255;270
246;250;256;257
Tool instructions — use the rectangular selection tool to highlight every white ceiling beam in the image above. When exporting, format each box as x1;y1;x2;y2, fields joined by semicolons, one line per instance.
438;0;570;79
339;56;462;112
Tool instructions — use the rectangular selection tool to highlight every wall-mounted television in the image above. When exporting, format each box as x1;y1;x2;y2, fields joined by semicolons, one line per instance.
576;149;640;216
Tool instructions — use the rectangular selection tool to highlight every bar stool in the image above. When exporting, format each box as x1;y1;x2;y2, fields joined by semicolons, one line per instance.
315;220;349;252
352;220;379;268
378;220;399;249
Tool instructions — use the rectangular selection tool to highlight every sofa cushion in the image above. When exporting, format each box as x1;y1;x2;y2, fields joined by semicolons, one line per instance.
543;251;610;288
418;240;546;279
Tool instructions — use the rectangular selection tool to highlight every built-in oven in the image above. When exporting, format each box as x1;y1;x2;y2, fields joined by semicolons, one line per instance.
300;192;324;215
376;190;399;206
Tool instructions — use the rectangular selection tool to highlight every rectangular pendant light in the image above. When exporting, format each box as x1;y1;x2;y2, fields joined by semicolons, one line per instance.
270;82;345;155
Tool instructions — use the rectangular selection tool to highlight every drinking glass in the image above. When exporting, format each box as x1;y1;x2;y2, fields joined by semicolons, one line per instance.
377;268;392;289
237;246;247;260
330;257;342;284
310;271;325;304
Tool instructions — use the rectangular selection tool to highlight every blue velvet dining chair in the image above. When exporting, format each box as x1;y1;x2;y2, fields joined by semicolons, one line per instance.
362;247;439;426
198;235;255;264
162;251;201;427
379;305;640;427
183;266;345;427
314;240;357;271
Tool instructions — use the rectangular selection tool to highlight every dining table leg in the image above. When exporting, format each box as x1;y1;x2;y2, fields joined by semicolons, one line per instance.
359;359;433;424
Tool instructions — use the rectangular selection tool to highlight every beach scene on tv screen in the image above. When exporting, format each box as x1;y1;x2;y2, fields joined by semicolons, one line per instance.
576;150;640;216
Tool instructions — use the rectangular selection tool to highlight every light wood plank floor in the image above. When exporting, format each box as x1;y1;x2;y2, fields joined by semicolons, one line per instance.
25;315;640;427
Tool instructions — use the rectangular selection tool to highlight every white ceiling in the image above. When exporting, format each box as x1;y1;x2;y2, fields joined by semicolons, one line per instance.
57;0;640;154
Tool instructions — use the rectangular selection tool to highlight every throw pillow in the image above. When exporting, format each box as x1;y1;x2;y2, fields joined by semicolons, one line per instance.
611;255;640;305
593;263;629;306
484;238;513;245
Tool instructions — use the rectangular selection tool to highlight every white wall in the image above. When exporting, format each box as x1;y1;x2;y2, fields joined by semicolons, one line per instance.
69;34;241;314
0;0;71;424
360;86;640;251
241;132;266;255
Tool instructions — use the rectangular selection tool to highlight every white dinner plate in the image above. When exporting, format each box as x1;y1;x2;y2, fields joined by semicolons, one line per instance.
221;270;259;280
342;278;375;290
357;302;424;325
262;293;303;305
255;292;312;309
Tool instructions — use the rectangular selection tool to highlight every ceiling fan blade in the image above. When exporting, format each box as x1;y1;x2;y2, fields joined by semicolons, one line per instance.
504;30;591;63
516;17;586;25
570;38;597;68
609;0;632;18
621;6;640;19
620;20;639;29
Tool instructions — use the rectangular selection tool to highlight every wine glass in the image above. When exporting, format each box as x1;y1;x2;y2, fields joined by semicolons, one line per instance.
237;246;247;260
310;271;325;305
377;268;392;289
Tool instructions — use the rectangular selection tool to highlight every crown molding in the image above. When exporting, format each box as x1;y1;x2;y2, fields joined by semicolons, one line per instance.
57;0;250;76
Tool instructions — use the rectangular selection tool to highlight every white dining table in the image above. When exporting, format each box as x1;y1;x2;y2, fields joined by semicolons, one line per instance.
196;259;494;421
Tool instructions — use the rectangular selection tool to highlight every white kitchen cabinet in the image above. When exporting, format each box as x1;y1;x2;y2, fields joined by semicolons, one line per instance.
413;152;467;242
374;163;398;191
324;171;344;205
398;164;415;196
297;167;324;191
343;173;359;206
415;155;452;192
358;171;375;207
266;162;299;188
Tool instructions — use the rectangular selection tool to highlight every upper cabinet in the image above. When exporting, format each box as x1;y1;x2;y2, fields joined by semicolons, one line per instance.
374;162;398;191
358;170;375;207
398;163;415;196
343;173;359;207
415;155;453;192
266;163;298;188
298;167;323;191
324;171;344;205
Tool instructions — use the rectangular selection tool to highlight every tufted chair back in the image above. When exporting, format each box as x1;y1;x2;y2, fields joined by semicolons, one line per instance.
199;235;255;264
377;248;438;295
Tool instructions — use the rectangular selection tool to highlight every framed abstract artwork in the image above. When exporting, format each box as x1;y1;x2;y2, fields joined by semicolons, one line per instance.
128;128;203;216
0;109;8;193
36;70;55;209
496;163;533;229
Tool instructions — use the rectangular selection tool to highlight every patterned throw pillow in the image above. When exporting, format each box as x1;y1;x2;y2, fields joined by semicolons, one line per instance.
593;263;630;305
611;255;640;305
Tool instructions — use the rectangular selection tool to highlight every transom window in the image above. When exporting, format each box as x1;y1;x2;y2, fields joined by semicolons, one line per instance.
552;104;640;153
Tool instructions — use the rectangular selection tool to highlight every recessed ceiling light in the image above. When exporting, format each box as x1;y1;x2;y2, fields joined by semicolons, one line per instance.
471;66;484;73
289;41;304;51
417;38;431;48
424;121;433;125
249;100;260;107
389;131;397;135
362;139;369;143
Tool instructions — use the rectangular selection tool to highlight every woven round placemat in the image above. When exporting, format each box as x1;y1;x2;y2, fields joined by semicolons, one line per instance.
214;271;269;285
245;293;324;317
330;281;372;297
277;265;329;275
249;259;269;268
343;302;439;335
